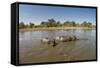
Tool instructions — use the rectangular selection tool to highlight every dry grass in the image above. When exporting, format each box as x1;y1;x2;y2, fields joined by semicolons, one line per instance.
19;27;95;32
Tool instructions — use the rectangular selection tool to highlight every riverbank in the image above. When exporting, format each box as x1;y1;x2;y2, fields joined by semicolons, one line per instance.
19;27;96;32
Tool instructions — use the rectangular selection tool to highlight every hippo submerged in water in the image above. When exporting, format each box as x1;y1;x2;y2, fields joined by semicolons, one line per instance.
55;35;77;42
41;37;50;44
41;35;87;47
41;37;58;47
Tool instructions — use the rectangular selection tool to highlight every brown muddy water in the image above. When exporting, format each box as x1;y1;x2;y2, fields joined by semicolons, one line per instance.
19;29;96;64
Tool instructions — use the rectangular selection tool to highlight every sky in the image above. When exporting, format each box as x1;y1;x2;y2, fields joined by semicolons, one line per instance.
19;4;96;25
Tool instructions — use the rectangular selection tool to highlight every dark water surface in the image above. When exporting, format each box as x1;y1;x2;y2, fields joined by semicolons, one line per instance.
19;29;96;64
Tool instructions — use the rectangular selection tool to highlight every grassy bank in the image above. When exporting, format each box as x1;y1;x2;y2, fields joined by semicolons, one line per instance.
19;27;96;32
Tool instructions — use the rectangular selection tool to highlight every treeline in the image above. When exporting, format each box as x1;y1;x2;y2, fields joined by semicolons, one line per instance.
19;19;95;29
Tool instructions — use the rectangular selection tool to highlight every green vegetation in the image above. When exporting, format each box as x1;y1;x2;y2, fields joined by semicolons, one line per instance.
19;19;96;31
29;22;34;28
19;22;25;29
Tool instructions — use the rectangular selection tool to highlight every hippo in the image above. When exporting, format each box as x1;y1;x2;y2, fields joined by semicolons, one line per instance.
41;37;50;44
51;39;58;47
66;35;77;41
55;36;65;42
41;38;58;47
55;35;77;42
41;35;87;47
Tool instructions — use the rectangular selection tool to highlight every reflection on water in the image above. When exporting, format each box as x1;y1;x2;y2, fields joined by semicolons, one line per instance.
19;29;96;64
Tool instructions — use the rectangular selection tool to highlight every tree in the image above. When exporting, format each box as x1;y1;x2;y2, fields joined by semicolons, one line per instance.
56;21;61;26
71;21;76;27
81;21;92;27
87;22;92;27
19;22;25;29
29;22;34;28
63;21;71;26
40;21;47;27
48;19;56;23
40;19;57;27
81;21;87;27
47;19;56;27
41;21;46;25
